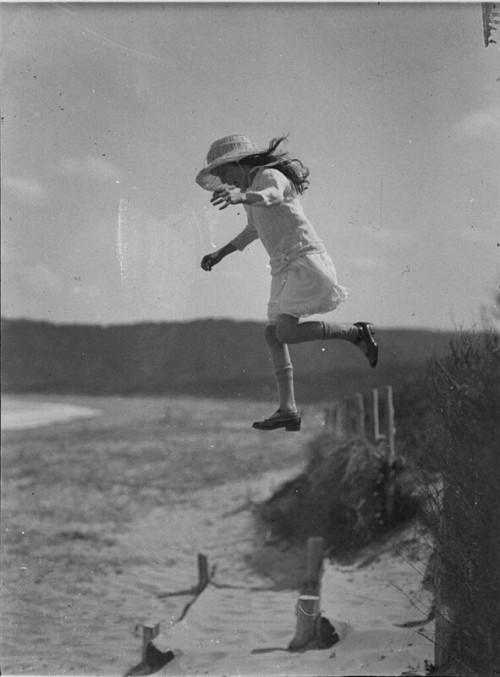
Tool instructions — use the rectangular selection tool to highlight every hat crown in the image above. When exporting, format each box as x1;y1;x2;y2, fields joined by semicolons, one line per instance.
206;134;258;164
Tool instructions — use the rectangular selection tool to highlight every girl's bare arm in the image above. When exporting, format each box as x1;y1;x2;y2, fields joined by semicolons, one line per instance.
201;243;237;271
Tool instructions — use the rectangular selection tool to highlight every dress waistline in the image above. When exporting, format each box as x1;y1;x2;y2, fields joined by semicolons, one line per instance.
270;242;326;275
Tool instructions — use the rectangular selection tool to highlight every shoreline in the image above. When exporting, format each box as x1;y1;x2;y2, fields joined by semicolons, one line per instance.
1;395;100;431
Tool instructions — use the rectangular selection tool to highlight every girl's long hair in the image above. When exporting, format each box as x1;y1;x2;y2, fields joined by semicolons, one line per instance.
243;135;310;194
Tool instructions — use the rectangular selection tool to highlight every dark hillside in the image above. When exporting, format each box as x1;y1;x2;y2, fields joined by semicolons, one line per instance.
1;318;458;402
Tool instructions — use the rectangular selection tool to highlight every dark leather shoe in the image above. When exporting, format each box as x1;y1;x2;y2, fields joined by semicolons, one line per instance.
354;322;378;368
252;409;301;432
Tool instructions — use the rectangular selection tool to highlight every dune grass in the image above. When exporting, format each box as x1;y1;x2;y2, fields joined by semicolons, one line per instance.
257;431;421;560
424;330;500;676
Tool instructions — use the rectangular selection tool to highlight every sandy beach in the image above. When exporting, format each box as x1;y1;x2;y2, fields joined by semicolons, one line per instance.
1;395;434;676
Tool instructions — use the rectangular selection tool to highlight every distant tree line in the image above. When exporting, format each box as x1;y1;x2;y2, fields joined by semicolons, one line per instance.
1;317;458;402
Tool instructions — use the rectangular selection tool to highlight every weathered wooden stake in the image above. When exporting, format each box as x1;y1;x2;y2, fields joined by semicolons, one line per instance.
382;385;396;522
303;536;324;595
141;623;160;657
289;537;329;651
196;553;209;593
288;595;320;651
125;622;174;676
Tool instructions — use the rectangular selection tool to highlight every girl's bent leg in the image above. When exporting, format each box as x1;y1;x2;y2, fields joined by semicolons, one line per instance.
264;324;297;413
275;315;378;368
275;314;359;344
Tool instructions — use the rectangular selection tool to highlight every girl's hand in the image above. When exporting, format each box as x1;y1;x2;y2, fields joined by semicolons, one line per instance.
201;252;221;271
210;188;244;210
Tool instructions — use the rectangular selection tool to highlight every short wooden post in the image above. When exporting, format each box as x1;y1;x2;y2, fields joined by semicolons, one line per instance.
288;538;340;653
382;385;396;522
288;595;320;650
126;622;174;676
302;536;324;595
196;553;209;593
140;623;160;658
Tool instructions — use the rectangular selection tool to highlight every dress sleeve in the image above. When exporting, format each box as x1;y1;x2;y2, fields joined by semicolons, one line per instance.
229;208;259;251
245;168;289;207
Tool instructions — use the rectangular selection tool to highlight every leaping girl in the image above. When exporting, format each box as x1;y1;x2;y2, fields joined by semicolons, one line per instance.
197;134;378;432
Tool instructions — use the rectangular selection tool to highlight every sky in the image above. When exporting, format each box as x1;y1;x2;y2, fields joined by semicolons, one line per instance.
1;2;499;330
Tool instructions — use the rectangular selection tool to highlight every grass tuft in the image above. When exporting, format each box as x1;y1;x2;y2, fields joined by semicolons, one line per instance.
258;434;420;557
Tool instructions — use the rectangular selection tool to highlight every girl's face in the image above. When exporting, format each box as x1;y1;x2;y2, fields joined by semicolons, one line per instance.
213;162;250;190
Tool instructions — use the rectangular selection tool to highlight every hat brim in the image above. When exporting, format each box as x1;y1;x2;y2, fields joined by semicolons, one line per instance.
195;148;263;191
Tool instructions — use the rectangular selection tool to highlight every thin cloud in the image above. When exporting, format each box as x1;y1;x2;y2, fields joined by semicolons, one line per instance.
455;107;500;141
58;156;124;182
361;224;420;244
460;225;499;245
22;263;64;294
4;176;48;204
352;255;387;271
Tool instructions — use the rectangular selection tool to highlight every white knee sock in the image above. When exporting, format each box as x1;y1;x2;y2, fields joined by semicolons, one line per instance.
274;362;297;413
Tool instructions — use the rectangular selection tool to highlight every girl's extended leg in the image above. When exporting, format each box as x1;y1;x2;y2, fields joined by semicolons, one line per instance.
252;324;302;431
275;314;378;367
263;324;297;414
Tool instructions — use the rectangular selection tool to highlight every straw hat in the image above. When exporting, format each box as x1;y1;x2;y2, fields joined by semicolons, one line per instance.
195;134;263;191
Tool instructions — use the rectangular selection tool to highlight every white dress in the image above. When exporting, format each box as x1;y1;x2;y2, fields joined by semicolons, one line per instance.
230;167;349;324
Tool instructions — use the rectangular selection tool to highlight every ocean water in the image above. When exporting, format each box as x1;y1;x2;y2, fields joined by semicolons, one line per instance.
1;396;100;431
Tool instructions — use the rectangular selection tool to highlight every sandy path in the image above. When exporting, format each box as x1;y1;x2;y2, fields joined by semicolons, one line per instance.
118;472;434;677
1;395;434;676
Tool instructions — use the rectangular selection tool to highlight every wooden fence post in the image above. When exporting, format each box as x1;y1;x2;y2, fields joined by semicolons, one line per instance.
302;536;324;596
434;499;455;671
324;400;345;440
343;397;355;439
352;392;365;438
338;394;365;440
323;403;334;435
365;388;380;443
381;385;396;522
